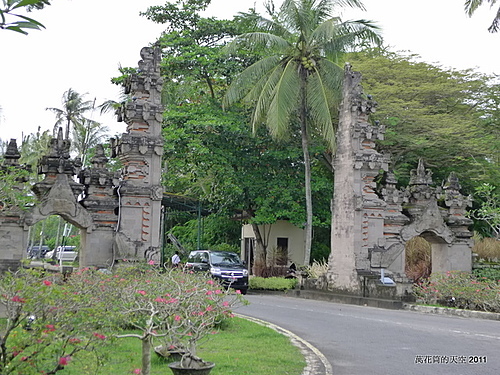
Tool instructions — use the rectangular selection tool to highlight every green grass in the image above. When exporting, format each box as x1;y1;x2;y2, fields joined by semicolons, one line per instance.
59;317;305;374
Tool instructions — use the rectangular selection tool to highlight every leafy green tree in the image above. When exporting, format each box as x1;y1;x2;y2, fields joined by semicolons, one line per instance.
142;0;255;102
465;0;500;32
162;102;332;269
46;88;95;140
223;0;381;264
347;49;500;192
0;0;50;35
468;183;500;239
0;165;33;212
18;126;51;174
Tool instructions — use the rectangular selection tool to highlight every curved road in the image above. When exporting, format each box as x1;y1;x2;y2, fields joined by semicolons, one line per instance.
236;294;499;375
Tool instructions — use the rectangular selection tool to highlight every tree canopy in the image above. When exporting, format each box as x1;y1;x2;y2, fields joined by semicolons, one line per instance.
346;49;500;192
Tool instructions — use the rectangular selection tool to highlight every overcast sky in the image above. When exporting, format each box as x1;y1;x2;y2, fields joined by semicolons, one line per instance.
0;0;498;143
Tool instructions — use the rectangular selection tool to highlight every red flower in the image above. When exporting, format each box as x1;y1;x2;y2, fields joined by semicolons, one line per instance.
43;280;52;286
93;332;106;340
137;290;147;296
11;295;25;303
59;356;71;366
44;324;55;332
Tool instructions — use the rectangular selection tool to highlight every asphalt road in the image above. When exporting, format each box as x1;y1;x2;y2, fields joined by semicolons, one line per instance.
236;294;500;375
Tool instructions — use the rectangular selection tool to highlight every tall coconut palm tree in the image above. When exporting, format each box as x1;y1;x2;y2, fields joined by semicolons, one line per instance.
46;88;94;140
465;0;500;32
71;118;109;166
224;0;381;265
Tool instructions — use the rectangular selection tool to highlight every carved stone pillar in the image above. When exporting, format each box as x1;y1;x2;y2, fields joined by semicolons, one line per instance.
328;64;388;292
112;46;164;263
79;144;120;267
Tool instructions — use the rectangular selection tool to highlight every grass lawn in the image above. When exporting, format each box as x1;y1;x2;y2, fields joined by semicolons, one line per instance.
59;317;305;374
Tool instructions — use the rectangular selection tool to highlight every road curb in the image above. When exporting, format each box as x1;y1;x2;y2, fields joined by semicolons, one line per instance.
236;313;333;375
402;303;500;321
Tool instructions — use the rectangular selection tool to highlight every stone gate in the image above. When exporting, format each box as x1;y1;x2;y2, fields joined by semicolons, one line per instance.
327;64;474;297
0;46;164;270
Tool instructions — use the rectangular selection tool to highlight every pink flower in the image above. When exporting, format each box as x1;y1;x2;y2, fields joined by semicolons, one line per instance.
215;289;222;294
235;289;241;294
43;280;52;286
148;260;155;265
132;369;142;374
59;356;71;366
207;280;214;285
44;324;55;332
206;290;213;295
11;295;25;303
223;301;229;307
93;332;106;340
137;290;147;296
206;306;214;312
174;315;181;321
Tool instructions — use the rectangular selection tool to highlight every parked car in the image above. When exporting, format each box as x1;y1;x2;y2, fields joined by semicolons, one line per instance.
27;245;50;259
185;250;248;294
45;246;78;262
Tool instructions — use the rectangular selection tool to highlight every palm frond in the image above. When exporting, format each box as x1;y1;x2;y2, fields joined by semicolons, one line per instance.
223;55;282;108
266;59;301;139
489;4;500;32
224;32;291;55
320;19;381;47
251;62;288;131
307;64;339;149
464;0;485;16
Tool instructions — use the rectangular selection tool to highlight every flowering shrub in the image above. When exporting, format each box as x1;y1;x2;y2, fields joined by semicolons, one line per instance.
0;264;245;375
0;268;111;375
413;271;500;313
95;266;245;373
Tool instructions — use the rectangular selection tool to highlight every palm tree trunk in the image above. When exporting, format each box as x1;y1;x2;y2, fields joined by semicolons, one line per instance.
300;71;313;266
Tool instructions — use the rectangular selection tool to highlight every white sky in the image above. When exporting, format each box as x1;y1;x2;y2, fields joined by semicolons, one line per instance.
0;0;498;143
